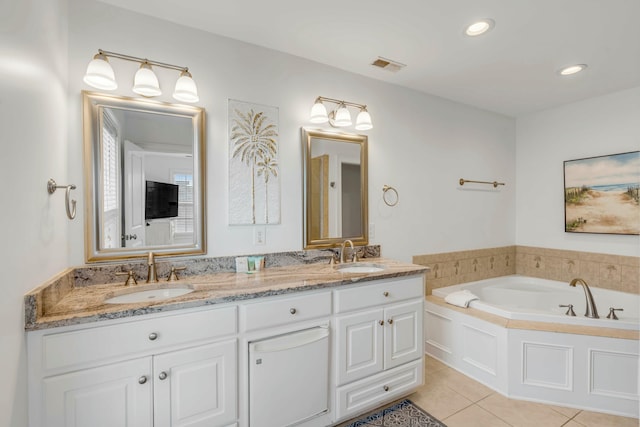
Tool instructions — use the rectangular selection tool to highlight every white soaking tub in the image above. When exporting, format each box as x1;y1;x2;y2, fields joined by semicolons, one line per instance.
425;275;639;418
432;275;639;330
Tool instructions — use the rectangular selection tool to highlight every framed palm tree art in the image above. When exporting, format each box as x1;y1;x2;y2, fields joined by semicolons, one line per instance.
228;99;281;225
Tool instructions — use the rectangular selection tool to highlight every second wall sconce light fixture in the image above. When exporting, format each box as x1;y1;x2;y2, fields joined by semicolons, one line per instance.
83;49;199;103
309;96;373;130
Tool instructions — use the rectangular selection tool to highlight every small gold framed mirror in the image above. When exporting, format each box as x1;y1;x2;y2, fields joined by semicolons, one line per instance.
302;128;368;249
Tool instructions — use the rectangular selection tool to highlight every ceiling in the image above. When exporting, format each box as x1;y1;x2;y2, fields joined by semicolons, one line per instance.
98;0;640;117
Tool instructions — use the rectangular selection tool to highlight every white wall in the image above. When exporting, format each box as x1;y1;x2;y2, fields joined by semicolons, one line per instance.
516;87;640;256
67;0;516;265
0;0;69;425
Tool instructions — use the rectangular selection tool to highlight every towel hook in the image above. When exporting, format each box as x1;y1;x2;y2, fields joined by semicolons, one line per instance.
47;178;77;220
382;185;399;207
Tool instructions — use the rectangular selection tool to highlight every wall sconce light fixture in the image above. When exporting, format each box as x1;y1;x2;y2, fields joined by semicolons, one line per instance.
309;96;372;130
83;49;199;103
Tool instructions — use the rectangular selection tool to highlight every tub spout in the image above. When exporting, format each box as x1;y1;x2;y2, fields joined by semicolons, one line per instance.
569;278;599;319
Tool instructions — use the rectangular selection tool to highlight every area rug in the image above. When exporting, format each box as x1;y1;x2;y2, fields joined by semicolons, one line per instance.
341;399;447;427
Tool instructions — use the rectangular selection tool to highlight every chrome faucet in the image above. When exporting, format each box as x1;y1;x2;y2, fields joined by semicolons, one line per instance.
569;278;599;318
146;252;158;283
340;239;357;264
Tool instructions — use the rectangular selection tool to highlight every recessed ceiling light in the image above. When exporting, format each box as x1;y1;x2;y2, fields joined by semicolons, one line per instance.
558;64;588;76
465;19;495;37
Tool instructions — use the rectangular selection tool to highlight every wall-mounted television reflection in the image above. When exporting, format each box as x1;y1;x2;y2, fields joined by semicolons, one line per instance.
145;180;179;219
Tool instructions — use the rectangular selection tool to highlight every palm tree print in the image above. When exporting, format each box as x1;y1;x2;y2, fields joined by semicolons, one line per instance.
256;155;279;223
230;107;278;224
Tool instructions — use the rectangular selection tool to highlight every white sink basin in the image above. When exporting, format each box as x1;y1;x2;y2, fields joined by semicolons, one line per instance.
335;263;385;274
104;286;194;304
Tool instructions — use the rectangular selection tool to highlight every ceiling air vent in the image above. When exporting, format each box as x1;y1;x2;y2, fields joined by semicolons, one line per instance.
371;56;406;73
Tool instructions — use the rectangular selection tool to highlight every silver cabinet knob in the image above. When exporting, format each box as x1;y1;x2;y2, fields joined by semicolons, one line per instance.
148;332;158;341
387;319;393;325
158;371;168;380
138;376;148;385
383;291;389;297
290;308;297;315
383;385;389;392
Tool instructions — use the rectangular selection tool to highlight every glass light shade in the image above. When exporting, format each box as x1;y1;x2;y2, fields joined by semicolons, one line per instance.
309;100;329;123
133;63;161;97
173;71;199;103
333;104;352;127
83;54;117;90
355;108;373;130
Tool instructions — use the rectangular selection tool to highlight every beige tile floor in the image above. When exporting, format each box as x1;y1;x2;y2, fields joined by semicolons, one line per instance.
406;356;639;427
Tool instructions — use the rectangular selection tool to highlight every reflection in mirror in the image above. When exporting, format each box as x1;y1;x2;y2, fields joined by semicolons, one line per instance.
302;128;368;249
83;91;206;262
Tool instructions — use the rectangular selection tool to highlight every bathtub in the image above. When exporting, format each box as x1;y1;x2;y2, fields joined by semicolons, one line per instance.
432;275;639;331
425;275;639;418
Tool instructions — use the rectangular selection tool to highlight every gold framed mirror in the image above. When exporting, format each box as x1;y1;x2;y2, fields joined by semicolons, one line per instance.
83;91;206;262
302;128;368;249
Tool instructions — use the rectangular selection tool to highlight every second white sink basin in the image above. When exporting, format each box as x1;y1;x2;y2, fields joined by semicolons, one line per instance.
335;263;385;274
104;286;194;304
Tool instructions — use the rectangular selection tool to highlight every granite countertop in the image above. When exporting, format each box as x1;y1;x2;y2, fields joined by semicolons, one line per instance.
25;258;428;331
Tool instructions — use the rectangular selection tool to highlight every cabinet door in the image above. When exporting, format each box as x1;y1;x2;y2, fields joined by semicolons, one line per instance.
153;339;237;427
336;308;384;385
384;299;423;370
43;357;152;427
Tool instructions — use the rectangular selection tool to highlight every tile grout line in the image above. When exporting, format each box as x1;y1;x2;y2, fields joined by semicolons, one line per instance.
443;401;516;427
439;401;478;423
472;393;518;426
560;410;585;427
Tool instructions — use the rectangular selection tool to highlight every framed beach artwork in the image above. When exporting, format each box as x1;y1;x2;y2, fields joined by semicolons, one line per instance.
228;99;281;225
564;151;640;235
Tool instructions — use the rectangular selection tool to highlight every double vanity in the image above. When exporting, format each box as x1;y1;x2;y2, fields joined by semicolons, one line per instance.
25;257;427;427
25;89;424;426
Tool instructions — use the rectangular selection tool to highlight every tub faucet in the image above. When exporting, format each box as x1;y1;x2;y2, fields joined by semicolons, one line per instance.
146;252;158;283
569;278;599;318
340;239;357;264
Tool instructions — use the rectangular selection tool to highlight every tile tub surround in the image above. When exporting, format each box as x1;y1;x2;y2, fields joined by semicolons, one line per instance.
413;246;516;294
515;246;639;294
413;245;639;295
25;256;427;331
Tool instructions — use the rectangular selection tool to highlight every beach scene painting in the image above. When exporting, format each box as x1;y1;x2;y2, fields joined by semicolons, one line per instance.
564;151;639;235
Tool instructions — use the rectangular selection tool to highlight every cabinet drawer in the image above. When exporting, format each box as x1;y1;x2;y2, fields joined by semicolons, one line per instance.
42;306;237;373
334;276;423;313
336;359;423;421
241;292;332;332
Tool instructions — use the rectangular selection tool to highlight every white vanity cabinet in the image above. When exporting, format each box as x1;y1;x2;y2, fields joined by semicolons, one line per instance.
28;269;426;427
28;306;238;427
153;339;237;427
333;276;424;421
43;356;153;426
